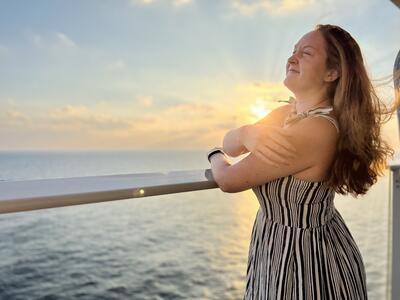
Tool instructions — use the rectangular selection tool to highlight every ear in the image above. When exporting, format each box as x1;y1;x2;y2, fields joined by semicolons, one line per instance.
324;68;339;82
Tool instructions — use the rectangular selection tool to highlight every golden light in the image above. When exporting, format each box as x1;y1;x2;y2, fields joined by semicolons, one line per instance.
250;98;271;119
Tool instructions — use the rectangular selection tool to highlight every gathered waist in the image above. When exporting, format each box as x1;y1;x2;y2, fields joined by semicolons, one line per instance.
260;201;336;229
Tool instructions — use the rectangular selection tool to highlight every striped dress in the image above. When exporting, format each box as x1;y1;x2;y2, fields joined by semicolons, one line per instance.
243;108;368;299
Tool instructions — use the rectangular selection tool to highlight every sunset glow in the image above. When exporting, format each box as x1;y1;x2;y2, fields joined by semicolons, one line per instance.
0;0;399;151
250;98;271;120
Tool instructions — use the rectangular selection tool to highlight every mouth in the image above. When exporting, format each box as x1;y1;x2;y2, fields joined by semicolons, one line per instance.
288;69;299;73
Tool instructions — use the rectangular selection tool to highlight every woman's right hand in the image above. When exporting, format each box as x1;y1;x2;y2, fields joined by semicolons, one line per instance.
242;124;297;167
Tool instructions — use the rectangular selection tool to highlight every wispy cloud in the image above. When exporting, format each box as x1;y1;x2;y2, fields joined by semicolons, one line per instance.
0;99;31;127
131;0;192;8
133;0;155;4
229;0;316;16
172;0;192;7
55;32;78;49
4;109;29;125
0;98;230;150
137;95;154;107
164;102;214;116
27;30;79;52
48;105;132;131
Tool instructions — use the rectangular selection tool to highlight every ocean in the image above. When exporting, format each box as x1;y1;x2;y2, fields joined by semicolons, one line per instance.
0;150;392;299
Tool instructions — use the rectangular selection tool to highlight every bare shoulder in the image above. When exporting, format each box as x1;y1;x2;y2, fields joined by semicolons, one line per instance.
254;103;292;127
289;115;338;139
284;116;338;176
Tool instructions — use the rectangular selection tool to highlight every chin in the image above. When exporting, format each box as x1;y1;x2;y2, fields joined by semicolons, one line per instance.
283;77;295;92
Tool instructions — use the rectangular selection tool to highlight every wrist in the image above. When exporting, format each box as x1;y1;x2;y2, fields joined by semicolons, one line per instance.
209;151;225;162
207;146;226;163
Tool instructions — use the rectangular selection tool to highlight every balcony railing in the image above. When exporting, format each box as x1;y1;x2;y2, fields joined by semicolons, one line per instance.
389;157;400;300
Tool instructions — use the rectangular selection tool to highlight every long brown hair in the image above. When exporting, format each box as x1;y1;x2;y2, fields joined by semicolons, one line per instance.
315;24;400;197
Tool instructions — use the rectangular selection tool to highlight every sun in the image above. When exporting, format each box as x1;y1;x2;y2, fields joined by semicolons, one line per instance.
250;98;271;120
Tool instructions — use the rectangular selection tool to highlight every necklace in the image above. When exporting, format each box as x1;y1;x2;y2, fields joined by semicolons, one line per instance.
284;97;333;126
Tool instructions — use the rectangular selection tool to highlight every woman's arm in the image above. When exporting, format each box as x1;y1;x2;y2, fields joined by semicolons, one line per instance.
222;125;250;157
211;116;338;193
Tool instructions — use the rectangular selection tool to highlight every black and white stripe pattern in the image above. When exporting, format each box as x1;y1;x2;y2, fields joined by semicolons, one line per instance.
243;175;368;299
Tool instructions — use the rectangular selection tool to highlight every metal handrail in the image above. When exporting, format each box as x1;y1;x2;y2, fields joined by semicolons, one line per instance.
0;169;218;214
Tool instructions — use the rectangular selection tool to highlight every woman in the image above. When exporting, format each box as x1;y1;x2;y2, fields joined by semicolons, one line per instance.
207;24;397;299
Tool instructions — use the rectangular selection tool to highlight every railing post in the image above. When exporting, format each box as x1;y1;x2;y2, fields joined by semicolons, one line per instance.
390;44;400;299
390;163;400;300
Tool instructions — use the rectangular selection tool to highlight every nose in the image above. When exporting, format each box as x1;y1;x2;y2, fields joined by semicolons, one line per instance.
287;52;298;65
287;53;298;71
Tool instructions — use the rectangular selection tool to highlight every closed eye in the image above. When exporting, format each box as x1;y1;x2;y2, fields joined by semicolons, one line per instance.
292;50;311;56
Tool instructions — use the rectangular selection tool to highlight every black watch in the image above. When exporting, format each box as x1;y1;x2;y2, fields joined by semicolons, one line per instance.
207;147;226;163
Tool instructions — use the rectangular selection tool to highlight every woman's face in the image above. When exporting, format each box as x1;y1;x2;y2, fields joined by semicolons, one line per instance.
283;30;334;96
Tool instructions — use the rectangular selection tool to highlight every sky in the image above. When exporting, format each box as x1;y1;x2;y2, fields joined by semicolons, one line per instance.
0;0;399;151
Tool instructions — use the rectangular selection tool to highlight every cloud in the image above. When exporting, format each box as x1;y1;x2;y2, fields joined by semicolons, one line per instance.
27;30;79;52
48;105;132;130
173;0;192;7
0;82;277;150
137;95;154;107
6;110;28;120
131;0;192;7
229;0;316;17
0;95;241;150
133;0;155;4
3;110;29;126
42;100;224;150
164;102;215;116
55;32;78;49
0;99;29;125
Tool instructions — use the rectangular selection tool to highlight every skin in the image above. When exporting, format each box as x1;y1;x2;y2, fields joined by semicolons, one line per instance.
210;30;340;192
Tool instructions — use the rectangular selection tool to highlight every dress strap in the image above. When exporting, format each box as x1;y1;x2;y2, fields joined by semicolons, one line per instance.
308;114;340;133
284;99;339;133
